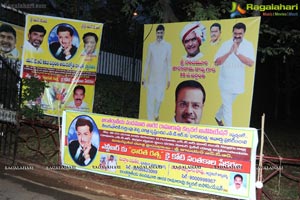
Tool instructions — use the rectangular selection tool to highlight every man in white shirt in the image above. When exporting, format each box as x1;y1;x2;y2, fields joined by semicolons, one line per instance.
106;155;117;172
210;23;222;46
228;174;247;195
66;85;89;111
24;24;47;53
214;22;255;127
142;25;172;121
0;23;19;58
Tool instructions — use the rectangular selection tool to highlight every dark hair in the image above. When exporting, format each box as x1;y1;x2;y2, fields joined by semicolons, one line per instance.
234;174;243;181
175;80;206;103
156;24;165;32
29;24;46;35
82;32;98;43
0;24;16;38
75;118;93;132
73;85;85;95
210;23;221;32
233;23;246;32
57;25;74;36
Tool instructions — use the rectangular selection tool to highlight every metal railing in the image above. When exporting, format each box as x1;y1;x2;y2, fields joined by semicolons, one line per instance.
0;55;22;163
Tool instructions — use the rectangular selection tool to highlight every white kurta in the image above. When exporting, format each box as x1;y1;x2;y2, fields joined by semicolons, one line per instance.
214;38;254;126
215;38;254;94
66;101;88;111
228;184;247;196
24;40;43;53
2;48;19;58
143;40;172;120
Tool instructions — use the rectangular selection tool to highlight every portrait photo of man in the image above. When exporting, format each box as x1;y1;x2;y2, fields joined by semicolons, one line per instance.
0;23;19;58
228;173;247;195
142;24;172;121
174;80;206;124
214;22;255;127
68;117;98;166
106;154;117;172
210;23;221;46
180;22;206;61
81;32;98;56
49;25;78;61
66;85;88;111
24;24;47;53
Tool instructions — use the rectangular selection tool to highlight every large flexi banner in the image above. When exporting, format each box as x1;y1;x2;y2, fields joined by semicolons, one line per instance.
139;17;261;127
21;14;103;116
62;110;258;200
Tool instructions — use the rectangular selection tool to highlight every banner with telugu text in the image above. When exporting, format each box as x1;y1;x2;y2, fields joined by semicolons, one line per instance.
21;14;103;116
139;17;261;127
62;110;258;200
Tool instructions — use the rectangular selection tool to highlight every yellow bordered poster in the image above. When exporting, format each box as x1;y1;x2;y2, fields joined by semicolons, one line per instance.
139;17;261;127
62;110;258;199
21;14;103;116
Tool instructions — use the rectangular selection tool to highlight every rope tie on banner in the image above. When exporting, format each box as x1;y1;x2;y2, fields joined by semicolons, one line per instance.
264;133;281;158
261;127;283;194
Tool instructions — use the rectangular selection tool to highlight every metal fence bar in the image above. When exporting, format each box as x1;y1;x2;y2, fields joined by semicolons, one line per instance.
256;155;300;199
0;56;21;164
97;51;142;82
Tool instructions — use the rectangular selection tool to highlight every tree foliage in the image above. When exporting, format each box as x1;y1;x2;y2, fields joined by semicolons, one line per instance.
21;77;49;120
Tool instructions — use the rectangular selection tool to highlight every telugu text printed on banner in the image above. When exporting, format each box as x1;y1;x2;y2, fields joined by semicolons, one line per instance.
62;110;258;199
21;14;103;116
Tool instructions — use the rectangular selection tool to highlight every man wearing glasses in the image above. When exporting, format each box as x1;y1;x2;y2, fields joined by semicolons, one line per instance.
174;80;206;124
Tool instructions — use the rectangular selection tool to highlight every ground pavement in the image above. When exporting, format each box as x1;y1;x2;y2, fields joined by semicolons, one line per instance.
0;157;220;200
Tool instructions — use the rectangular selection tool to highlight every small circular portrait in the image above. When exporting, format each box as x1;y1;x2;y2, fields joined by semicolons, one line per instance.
48;23;79;61
68;115;99;166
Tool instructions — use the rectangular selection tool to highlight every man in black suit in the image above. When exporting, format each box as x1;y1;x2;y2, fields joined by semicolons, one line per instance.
49;25;77;61
69;118;97;166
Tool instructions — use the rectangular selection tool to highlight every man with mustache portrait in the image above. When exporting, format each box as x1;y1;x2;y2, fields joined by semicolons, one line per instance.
214;22;255;127
174;80;206;124
66;85;89;111
0;23;19;58
210;23;221;46
228;174;247;195
24;24;47;53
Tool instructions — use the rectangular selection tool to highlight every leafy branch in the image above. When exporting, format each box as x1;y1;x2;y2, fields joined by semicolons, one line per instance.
21;77;48;120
